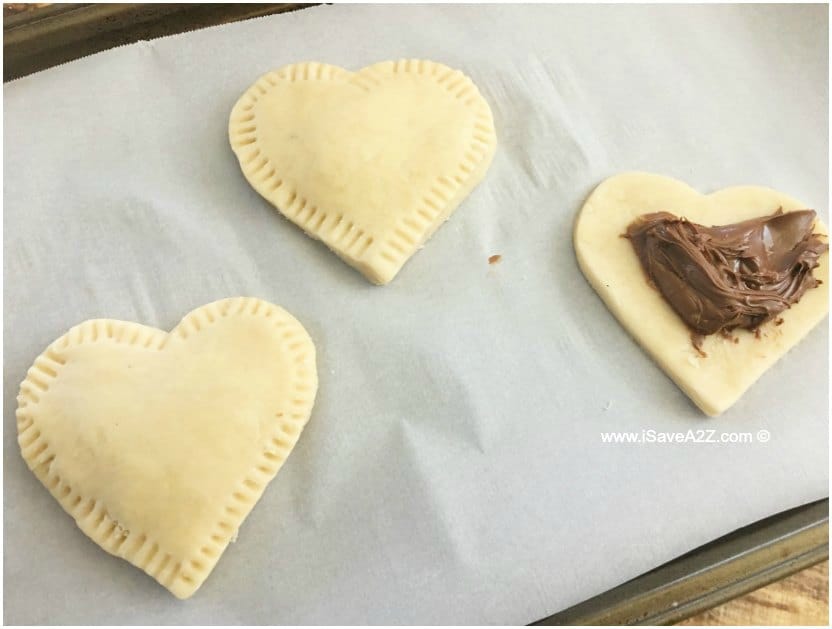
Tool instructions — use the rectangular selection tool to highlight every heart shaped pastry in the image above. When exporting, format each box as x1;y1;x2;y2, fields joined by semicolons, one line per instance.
229;60;497;285
574;172;829;416
15;298;317;598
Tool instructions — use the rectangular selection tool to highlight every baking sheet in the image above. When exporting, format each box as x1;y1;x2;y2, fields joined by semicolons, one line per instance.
3;4;828;625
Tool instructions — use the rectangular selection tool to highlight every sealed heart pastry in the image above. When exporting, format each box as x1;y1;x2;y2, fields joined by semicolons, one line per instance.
229;60;497;284
574;172;829;416
15;298;317;598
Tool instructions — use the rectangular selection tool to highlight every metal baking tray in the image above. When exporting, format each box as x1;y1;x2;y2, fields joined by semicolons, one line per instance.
4;4;828;624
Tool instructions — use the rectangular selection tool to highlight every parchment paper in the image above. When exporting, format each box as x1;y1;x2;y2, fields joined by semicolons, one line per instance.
3;4;828;625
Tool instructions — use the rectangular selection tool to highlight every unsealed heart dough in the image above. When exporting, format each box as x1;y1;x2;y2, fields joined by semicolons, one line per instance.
574;172;829;416
16;298;317;598
229;60;497;285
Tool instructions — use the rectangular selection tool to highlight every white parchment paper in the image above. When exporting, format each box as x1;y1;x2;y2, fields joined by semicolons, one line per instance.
3;4;828;625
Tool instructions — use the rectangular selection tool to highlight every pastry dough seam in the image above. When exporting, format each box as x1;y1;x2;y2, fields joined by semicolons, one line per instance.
15;297;316;598
229;60;497;277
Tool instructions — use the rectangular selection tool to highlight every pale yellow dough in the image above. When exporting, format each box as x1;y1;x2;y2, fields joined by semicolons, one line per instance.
16;297;317;598
574;172;829;416
229;60;497;285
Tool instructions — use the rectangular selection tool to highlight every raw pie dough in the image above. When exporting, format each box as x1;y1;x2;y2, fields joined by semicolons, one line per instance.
16;298;317;598
574;172;829;416
229;60;497;285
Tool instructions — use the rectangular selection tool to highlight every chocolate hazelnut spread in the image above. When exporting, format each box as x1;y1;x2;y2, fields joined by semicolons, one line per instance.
626;209;828;338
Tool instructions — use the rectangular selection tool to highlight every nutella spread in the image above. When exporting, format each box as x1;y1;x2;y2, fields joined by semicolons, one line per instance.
626;209;828;337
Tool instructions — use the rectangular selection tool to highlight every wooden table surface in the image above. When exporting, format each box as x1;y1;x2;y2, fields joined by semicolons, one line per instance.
680;561;829;626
